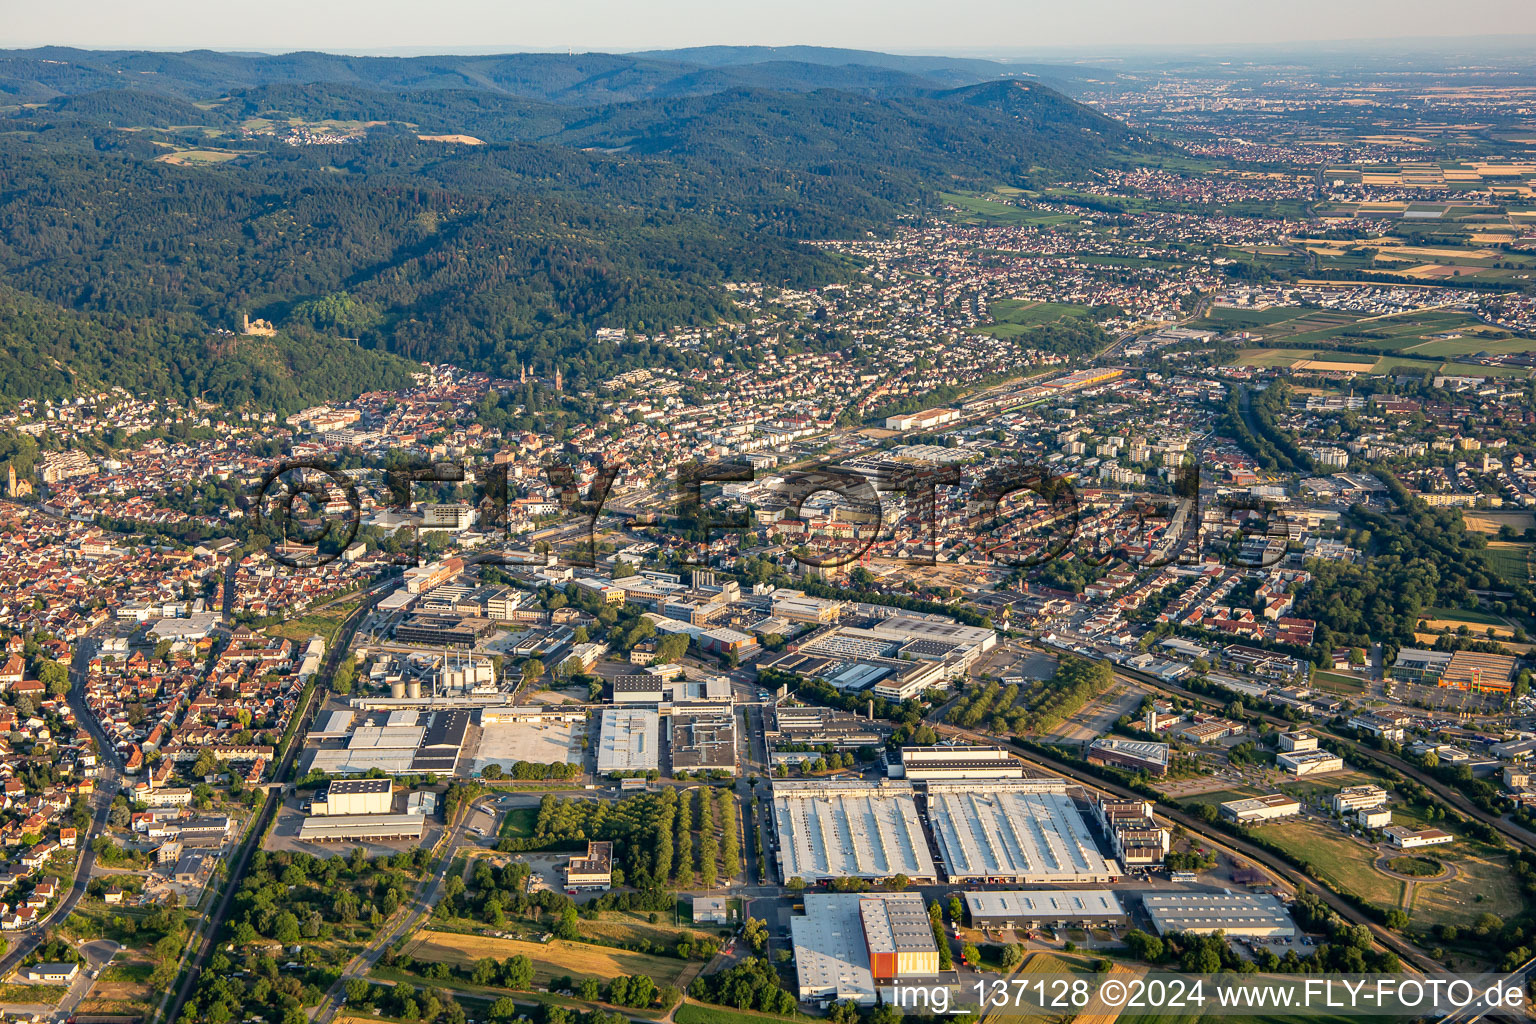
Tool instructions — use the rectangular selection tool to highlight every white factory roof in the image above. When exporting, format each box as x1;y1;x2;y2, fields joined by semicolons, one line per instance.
302;748;419;775
927;782;1114;883
772;780;937;882
791;894;906;1004
348;725;425;750
311;710;354;740
1141;892;1297;937
963;890;1125;920
597;708;660;773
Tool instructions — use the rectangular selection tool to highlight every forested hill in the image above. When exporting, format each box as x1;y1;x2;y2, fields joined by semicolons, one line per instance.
0;46;1119;104
0;47;1168;412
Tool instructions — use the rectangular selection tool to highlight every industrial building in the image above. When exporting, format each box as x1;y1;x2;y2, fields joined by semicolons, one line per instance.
1219;794;1300;825
670;711;738;775
1440;650;1518;694
1141;892;1298;939
791;893;942;1005
393;615;486;647
1384;826;1454;849
1277;749;1344;777
861;894;941;978
1091;797;1170;869
300;707;467;776
566;840;613;889
766;705;890;751
613;673;668;703
894;745;1026;781
312;778;393;816
597;708;660;774
926;781;1117;884
1330;785;1387;814
772;780;938;884
1359;808;1393;828
411;709;470;773
962;890;1128;931
297;813;426;843
1086;737;1170;777
764;613;995;701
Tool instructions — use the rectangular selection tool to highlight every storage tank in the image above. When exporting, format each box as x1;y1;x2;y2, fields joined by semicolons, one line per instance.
406;680;421;699
390;681;406;699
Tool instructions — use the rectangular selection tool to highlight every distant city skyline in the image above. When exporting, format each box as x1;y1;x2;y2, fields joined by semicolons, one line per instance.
5;0;1536;56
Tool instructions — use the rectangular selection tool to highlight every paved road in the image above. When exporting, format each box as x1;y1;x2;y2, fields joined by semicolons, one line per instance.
162;583;393;1024
0;630;121;979
310;796;490;1024
1099;652;1536;853
50;939;121;1023
932;716;1439;974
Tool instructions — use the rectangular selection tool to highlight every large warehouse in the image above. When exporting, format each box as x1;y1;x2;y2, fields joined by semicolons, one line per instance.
927;781;1117;884
597;708;660;774
791;893;941;1005
772;780;938;884
963;890;1128;930
312;778;393;816
297;813;426;843
670;711;738;775
411;709;470;773
299;707;468;776
895;745;1027;781
1141;892;1297;938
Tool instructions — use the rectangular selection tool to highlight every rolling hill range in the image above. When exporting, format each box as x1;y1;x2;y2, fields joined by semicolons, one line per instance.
0;45;1118;104
0;47;1169;413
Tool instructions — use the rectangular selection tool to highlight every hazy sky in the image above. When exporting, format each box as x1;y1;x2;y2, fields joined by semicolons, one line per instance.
5;0;1536;54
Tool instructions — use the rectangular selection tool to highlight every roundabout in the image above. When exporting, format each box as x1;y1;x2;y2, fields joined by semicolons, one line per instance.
1373;852;1456;883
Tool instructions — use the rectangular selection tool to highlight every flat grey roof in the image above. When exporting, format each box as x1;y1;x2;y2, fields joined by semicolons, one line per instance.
963;889;1126;920
928;783;1112;883
297;814;426;840
1141;892;1297;937
773;780;937;881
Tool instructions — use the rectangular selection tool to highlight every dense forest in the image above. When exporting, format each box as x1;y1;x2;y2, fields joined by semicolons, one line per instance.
1298;470;1536;652
0;46;1116;105
0;48;1165;408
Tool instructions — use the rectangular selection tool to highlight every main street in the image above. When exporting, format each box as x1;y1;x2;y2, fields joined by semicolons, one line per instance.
310;794;494;1024
160;577;398;1024
0;627;121;979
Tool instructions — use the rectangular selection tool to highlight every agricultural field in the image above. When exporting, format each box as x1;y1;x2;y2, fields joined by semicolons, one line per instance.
1464;511;1536;535
979;299;1095;337
941;191;1081;227
1212;306;1536;369
1485;542;1533;585
153;147;242;164
398;929;699;989
1229;346;1533;379
673;1002;800;1024
1419;605;1523;638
